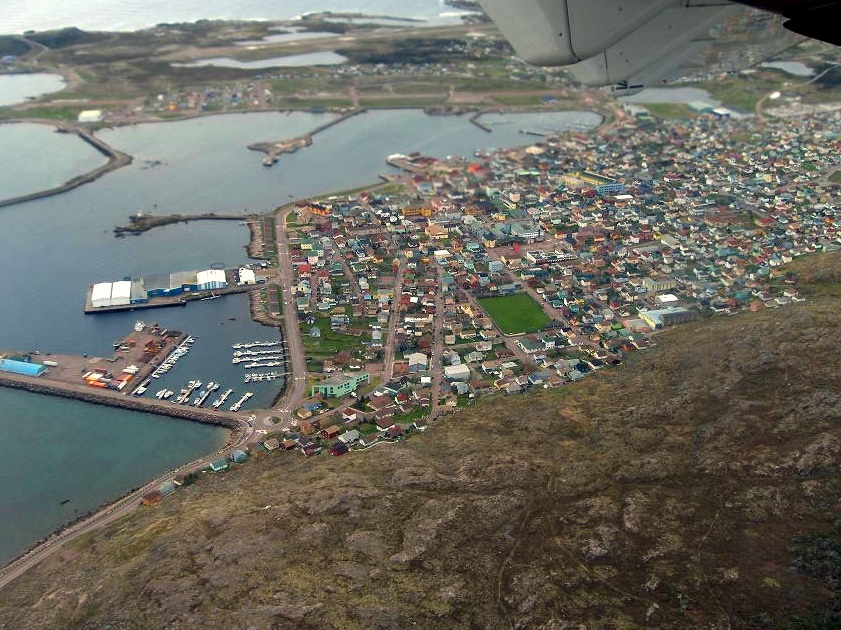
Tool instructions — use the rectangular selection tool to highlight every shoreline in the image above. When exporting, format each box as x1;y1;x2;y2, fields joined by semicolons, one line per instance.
0;367;254;588
0;104;608;212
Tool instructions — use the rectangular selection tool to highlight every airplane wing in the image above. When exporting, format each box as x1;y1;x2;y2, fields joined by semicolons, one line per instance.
477;0;837;92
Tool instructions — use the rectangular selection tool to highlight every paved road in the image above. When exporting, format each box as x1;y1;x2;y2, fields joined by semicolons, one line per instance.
0;428;249;590
381;259;405;382
266;209;309;429
428;267;446;420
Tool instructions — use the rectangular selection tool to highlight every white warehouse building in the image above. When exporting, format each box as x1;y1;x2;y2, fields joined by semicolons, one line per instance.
196;269;228;291
90;280;132;308
111;280;131;306
90;282;113;308
238;267;256;285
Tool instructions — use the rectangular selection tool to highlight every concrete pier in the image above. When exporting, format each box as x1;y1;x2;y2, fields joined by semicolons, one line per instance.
0;326;249;433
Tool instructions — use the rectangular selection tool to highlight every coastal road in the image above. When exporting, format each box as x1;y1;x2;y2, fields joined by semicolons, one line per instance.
269;209;308;427
0;422;250;591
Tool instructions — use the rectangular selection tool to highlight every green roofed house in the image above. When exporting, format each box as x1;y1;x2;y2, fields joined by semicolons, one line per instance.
210;458;229;472
0;359;47;377
157;481;177;497
311;371;369;398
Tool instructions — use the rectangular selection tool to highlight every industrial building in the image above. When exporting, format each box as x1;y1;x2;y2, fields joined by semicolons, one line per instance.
90;280;135;308
88;268;230;309
238;267;256;285
0;358;47;377
196;269;227;291
639;307;698;329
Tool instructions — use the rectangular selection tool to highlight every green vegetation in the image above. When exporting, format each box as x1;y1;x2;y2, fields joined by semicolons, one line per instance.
25;27;111;49
643;102;697;119
693;76;776;112
490;94;546;106
830;170;841;184
358;96;445;109
0;37;32;56
478;293;552;334
0;105;81;121
300;315;370;365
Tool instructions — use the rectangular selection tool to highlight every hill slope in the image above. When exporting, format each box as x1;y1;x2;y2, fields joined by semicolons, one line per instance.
1;253;839;629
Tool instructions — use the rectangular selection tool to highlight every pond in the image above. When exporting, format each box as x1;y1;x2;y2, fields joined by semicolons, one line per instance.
0;73;66;106
173;51;347;69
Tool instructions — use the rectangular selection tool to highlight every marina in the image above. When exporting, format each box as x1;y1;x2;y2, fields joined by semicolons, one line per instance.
150;334;196;379
0;324;258;432
212;388;234;409
229;391;254;412
244;371;285;383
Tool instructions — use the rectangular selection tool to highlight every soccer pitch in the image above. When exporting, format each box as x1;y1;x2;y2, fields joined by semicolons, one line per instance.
478;294;552;334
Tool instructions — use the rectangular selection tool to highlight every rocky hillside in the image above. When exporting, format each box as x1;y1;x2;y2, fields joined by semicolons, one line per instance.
0;253;839;629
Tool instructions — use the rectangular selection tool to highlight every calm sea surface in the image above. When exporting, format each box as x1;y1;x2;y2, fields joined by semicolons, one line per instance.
0;108;600;564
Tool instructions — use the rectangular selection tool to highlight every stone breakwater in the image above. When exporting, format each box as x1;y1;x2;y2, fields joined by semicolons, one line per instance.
0;121;133;210
0;373;245;444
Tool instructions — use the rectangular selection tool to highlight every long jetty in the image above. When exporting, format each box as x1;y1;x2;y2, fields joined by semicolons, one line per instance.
0;372;244;430
0;121;132;209
247;109;367;166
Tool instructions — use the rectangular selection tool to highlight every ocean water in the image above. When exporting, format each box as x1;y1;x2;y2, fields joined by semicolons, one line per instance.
2;0;475;35
0;107;601;565
0;388;228;565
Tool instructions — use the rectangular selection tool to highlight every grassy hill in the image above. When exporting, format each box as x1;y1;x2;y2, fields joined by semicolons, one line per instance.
1;252;839;629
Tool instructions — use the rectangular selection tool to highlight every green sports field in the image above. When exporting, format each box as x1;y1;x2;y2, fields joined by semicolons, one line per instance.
478;294;552;334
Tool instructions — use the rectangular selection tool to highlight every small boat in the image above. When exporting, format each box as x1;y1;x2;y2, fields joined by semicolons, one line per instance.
134;321;146;332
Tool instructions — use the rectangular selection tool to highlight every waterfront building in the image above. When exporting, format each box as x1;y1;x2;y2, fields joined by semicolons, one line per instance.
197;269;227;291
238;267;256;285
89;280;132;308
0;358;47;377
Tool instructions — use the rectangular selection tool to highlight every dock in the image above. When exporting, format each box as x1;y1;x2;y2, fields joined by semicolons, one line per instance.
84;268;251;314
0;325;252;430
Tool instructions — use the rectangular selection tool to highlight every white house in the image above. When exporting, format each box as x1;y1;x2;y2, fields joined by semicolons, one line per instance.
238;267;256;285
444;363;471;381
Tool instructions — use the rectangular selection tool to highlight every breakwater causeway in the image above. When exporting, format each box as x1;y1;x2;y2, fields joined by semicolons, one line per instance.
0;372;246;437
0;121;132;209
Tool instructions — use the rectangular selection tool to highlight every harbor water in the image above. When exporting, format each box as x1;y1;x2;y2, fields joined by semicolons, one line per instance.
0;107;601;564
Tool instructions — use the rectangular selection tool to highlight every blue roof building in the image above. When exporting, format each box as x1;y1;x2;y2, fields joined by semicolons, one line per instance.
0;359;47;377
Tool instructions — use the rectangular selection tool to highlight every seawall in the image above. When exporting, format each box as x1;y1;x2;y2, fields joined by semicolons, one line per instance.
0;121;132;209
0;372;245;436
